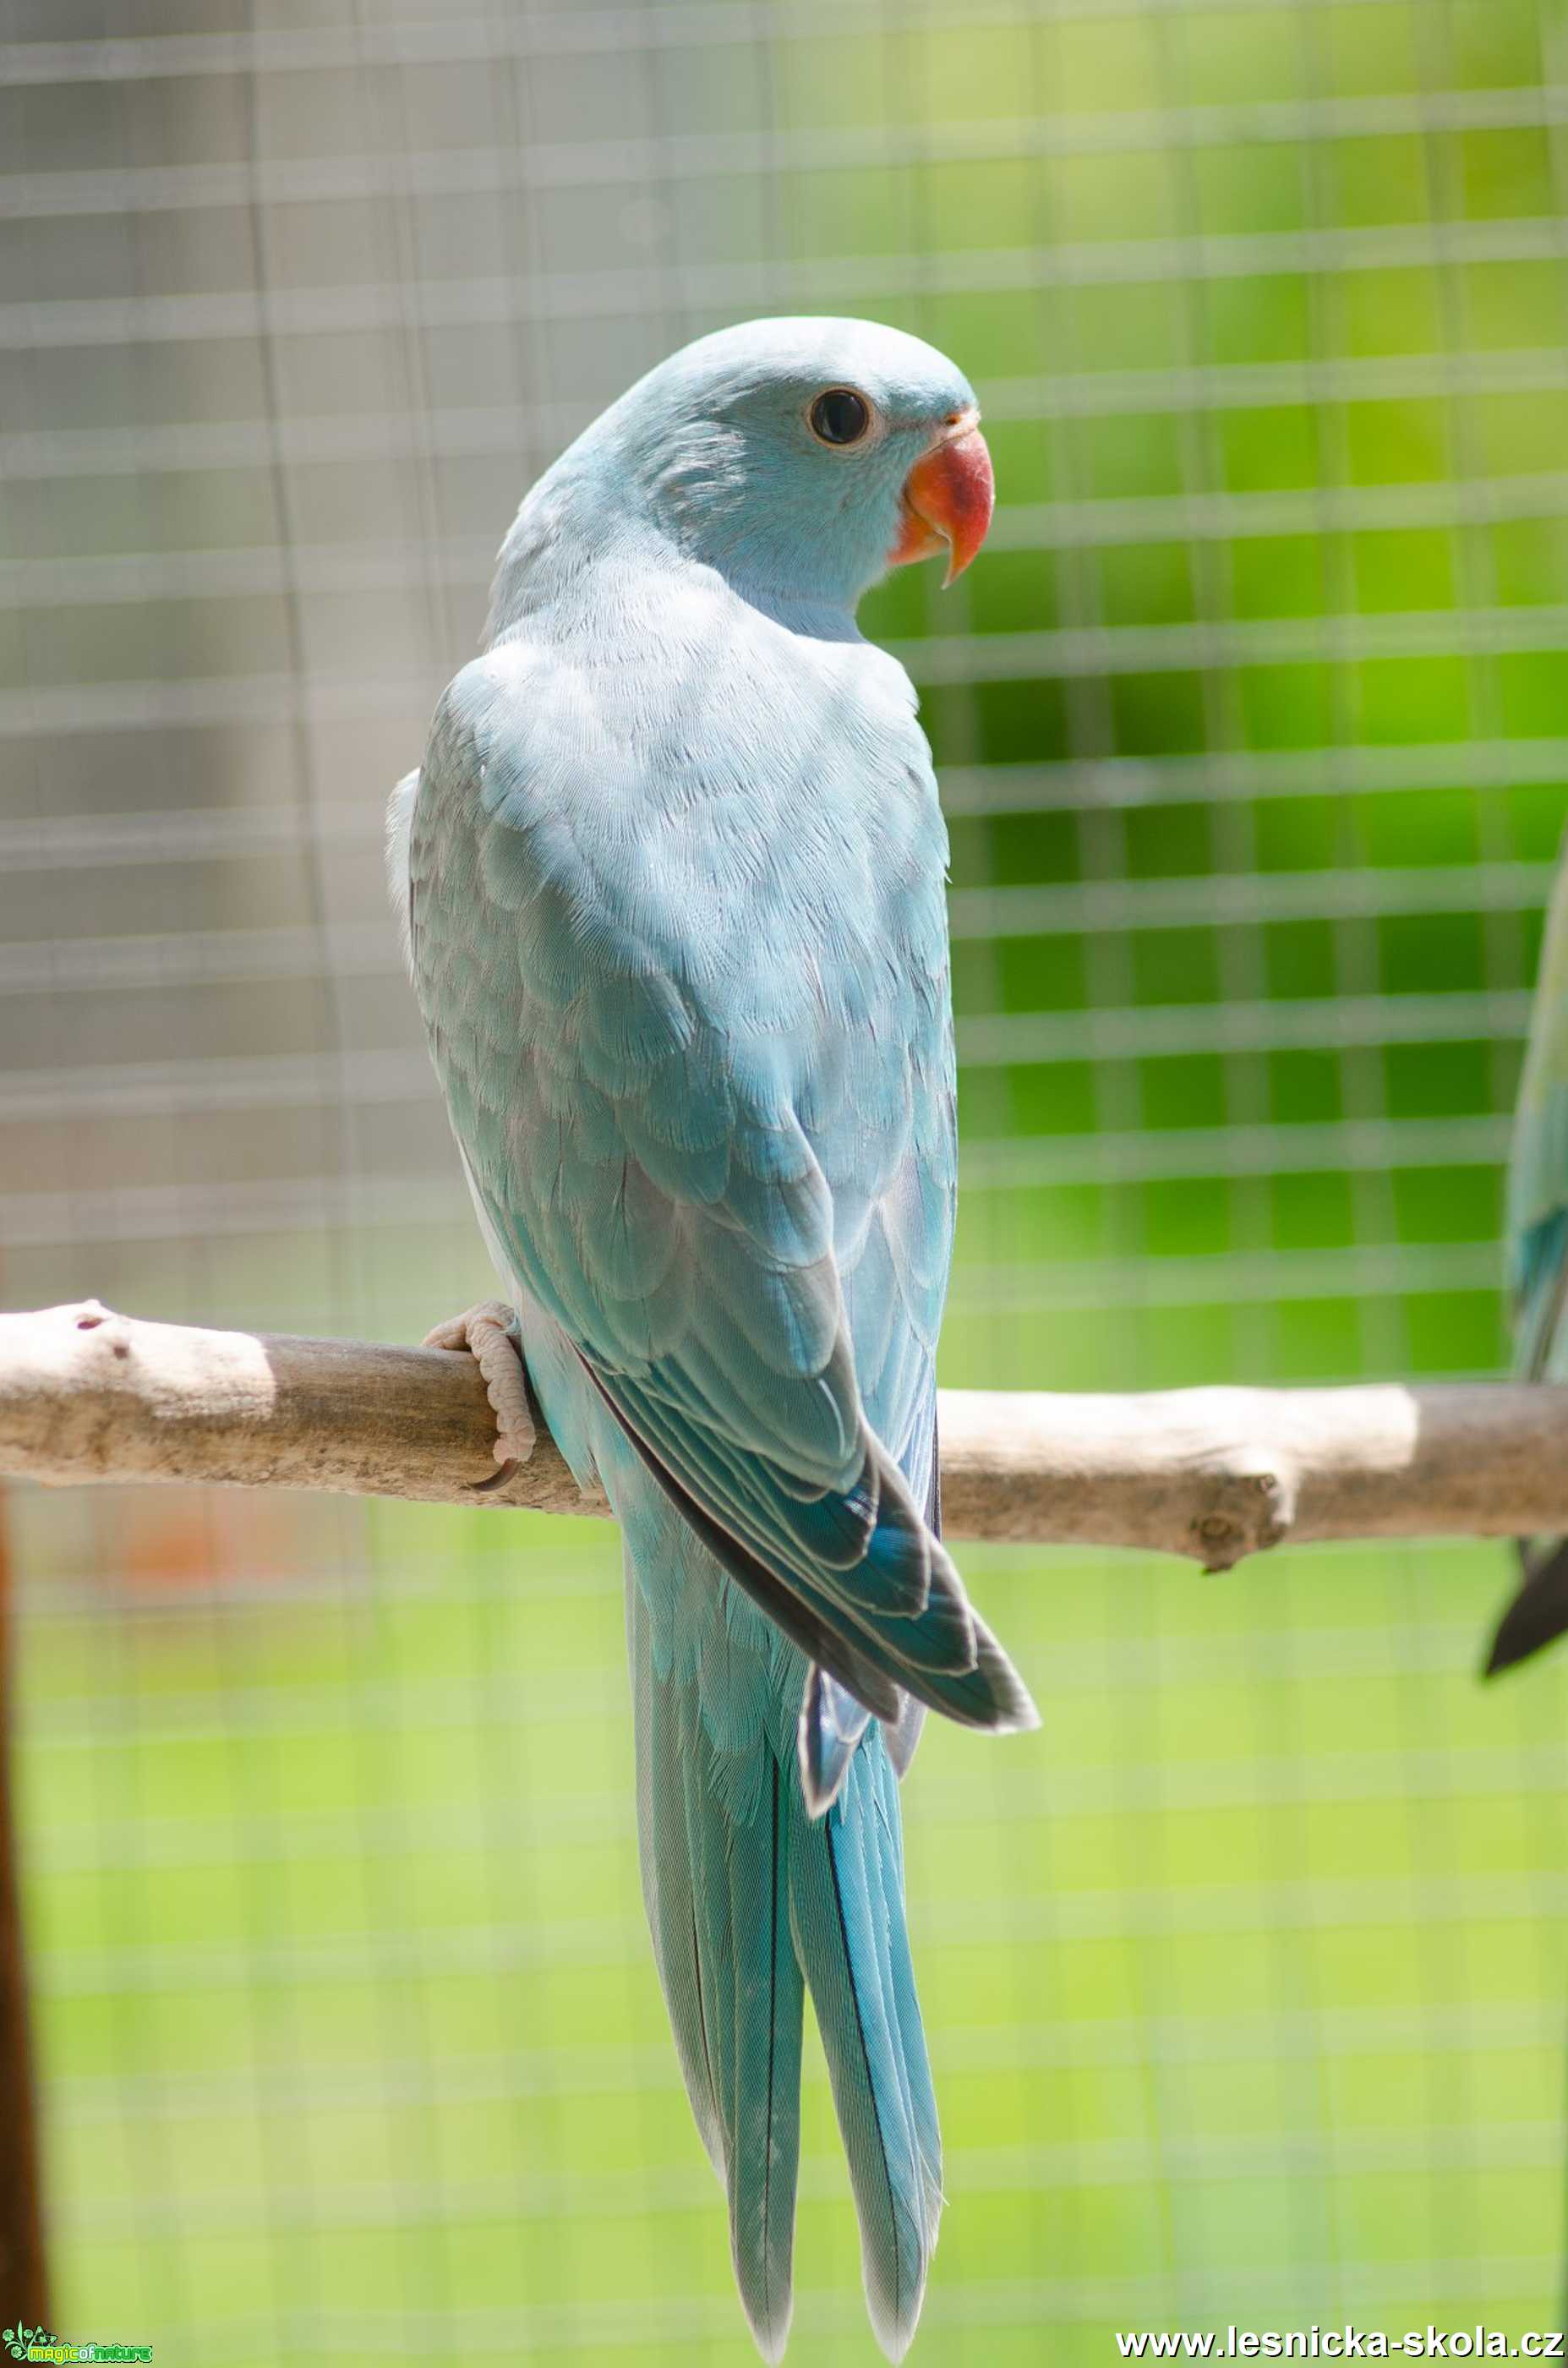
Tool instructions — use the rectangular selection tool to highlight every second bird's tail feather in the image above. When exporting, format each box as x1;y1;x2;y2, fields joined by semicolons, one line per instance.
1485;1534;1568;1674
629;1576;941;2363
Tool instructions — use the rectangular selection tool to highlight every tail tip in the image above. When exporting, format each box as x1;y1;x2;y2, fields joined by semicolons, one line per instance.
863;2222;936;2365
867;2284;927;2365
745;2309;791;2366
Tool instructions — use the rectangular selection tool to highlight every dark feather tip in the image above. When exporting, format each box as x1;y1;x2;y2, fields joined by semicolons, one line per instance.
1482;1538;1568;1676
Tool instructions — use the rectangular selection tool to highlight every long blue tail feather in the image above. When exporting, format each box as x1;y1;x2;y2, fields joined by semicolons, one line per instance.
789;1745;942;2360
629;1540;941;2362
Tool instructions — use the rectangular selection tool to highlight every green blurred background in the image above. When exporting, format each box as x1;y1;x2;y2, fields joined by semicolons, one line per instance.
6;0;1568;2358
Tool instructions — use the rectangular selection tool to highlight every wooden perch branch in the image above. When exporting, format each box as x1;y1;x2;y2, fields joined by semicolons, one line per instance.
0;1299;1561;1571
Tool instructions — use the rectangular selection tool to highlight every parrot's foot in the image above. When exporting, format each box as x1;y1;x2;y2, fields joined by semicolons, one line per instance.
423;1300;536;1487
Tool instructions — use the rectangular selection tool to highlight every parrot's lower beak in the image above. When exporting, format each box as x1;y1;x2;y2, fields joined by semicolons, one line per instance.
889;410;994;586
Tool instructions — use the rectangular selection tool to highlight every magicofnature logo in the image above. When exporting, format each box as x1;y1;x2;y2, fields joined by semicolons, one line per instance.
3;2328;152;2362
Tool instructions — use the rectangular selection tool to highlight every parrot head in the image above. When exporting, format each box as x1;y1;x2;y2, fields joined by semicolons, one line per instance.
574;315;994;615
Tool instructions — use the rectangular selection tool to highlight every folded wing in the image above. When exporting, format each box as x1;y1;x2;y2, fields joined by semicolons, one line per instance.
409;648;1035;1780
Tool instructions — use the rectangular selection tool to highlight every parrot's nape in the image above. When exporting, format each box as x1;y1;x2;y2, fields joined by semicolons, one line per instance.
391;316;1037;2360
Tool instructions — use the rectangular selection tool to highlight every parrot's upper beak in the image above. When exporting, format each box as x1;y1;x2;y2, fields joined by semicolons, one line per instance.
889;408;994;586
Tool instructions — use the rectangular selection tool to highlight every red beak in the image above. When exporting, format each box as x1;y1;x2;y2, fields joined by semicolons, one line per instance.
888;412;994;586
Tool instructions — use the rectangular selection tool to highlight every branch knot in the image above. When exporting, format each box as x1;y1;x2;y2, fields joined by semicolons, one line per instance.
1188;1451;1297;1571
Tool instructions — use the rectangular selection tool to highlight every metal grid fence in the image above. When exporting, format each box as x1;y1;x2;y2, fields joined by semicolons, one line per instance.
5;2;1568;2361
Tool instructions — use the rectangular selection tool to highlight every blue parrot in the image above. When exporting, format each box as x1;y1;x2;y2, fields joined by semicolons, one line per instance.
1486;829;1568;1674
390;317;1037;2360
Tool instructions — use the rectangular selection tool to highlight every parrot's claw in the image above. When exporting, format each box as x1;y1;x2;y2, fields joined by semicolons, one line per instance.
423;1299;537;1478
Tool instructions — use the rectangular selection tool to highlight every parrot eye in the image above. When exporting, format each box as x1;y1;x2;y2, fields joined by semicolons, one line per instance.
808;388;871;447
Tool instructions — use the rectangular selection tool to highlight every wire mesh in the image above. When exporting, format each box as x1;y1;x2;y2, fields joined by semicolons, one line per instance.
5;1;1568;2360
